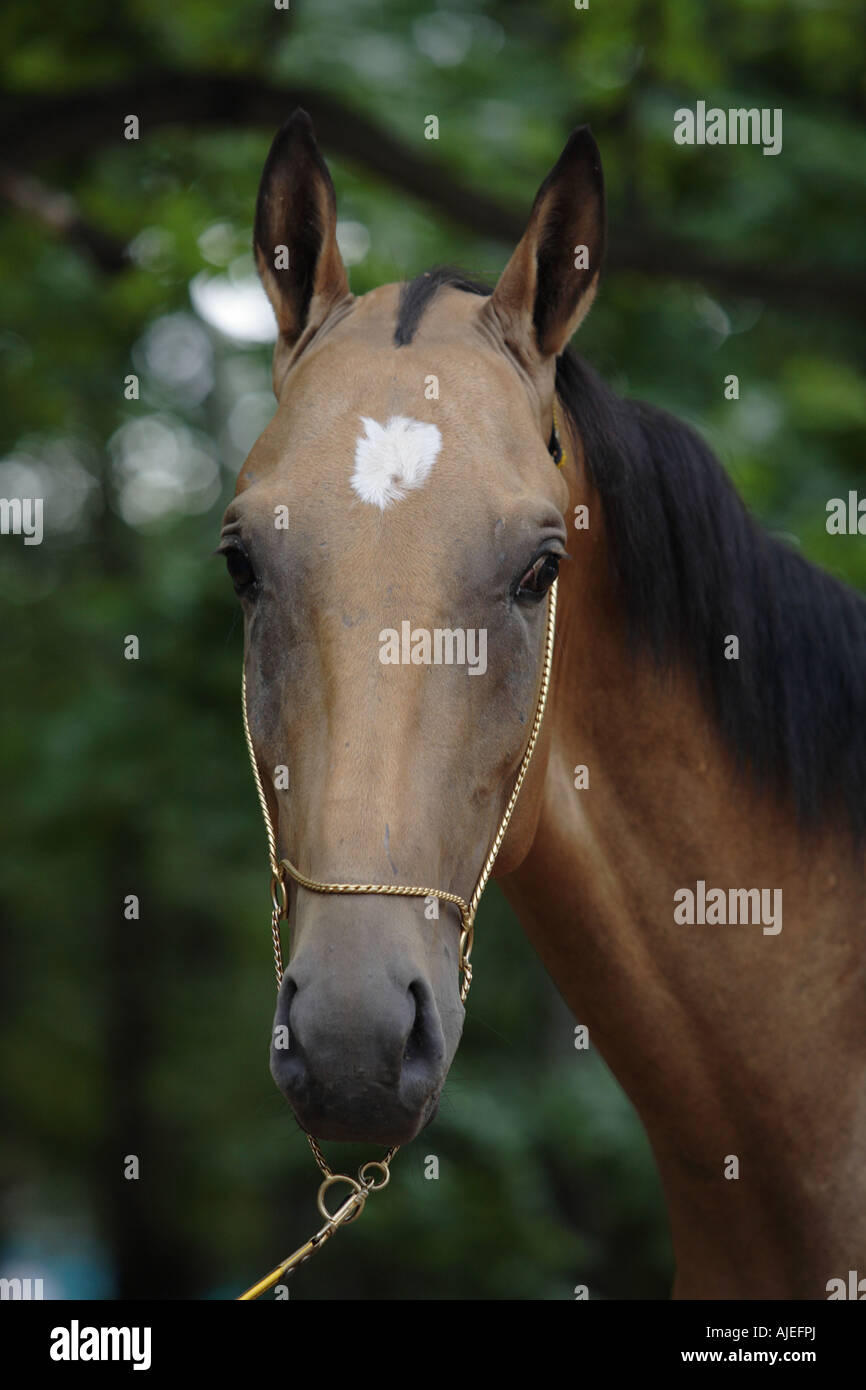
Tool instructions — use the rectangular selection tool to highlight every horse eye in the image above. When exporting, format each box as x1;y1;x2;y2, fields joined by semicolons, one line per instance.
516;552;560;602
219;540;258;597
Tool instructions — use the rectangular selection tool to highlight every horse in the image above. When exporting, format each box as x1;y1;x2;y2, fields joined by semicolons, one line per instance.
224;109;866;1299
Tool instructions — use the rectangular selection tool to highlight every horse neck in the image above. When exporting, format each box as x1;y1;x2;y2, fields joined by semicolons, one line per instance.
504;471;866;1299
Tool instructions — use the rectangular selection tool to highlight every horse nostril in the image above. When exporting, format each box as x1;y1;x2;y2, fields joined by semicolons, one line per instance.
275;977;297;1041
402;983;423;1066
401;980;445;1084
282;977;298;1016
271;976;299;1081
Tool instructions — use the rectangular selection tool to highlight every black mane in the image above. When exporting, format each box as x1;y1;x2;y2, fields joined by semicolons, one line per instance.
395;268;866;837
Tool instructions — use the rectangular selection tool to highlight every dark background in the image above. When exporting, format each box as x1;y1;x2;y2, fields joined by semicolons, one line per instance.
1;0;864;1299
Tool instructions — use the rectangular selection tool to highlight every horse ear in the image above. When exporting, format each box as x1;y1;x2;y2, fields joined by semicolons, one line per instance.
483;126;605;363
254;109;351;349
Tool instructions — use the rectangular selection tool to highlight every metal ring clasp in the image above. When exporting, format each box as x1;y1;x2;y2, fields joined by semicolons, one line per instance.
358;1160;391;1192
317;1174;367;1226
270;869;289;919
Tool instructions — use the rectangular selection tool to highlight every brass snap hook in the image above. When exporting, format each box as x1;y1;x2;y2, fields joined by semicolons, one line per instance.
317;1174;367;1226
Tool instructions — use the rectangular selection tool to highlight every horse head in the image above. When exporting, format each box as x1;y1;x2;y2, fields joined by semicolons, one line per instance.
222;110;604;1145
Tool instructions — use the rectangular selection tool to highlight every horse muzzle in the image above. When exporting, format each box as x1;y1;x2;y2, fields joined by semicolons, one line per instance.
270;957;449;1145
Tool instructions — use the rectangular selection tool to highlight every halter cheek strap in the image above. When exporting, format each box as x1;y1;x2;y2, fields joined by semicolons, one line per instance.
237;578;557;1299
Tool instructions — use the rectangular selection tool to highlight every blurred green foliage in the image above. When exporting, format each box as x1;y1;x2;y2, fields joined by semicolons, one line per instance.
1;0;863;1299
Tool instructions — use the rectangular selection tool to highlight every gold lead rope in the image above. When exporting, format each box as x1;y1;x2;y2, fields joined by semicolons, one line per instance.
237;579;558;1298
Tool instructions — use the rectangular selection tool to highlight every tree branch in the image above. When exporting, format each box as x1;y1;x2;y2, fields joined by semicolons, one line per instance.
2;73;863;315
0;165;129;272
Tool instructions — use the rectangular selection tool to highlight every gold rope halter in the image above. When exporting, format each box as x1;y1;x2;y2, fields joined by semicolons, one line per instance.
237;578;558;1298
